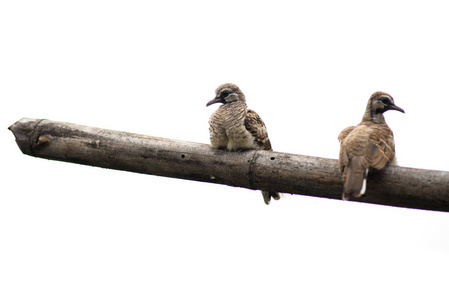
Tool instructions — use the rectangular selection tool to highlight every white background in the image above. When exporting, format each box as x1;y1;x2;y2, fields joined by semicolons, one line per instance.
1;0;449;299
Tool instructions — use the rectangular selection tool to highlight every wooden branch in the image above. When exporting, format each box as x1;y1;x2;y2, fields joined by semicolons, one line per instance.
9;118;449;212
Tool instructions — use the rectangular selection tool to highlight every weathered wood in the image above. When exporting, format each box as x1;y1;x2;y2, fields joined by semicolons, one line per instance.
9;118;449;212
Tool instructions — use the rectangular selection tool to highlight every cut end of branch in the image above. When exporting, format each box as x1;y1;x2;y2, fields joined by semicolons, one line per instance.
8;118;44;156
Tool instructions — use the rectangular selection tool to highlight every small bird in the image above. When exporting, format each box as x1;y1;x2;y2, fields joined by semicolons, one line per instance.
338;91;405;200
206;83;281;204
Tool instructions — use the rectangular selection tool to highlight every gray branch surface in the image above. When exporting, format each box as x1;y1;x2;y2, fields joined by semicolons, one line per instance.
9;118;449;212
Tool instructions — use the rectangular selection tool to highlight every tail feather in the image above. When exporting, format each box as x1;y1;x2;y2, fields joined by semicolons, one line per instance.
342;157;368;200
261;191;281;205
360;169;369;195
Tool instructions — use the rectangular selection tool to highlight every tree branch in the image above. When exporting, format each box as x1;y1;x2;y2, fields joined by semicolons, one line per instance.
9;118;449;212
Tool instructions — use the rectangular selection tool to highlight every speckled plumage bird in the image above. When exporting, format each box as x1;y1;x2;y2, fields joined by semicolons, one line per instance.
338;91;405;200
206;83;281;205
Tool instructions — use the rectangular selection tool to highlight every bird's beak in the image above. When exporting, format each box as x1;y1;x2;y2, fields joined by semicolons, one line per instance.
206;97;221;107
389;104;405;113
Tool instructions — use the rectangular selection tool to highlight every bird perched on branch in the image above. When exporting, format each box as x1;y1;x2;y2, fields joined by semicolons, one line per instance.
206;83;281;205
338;91;405;200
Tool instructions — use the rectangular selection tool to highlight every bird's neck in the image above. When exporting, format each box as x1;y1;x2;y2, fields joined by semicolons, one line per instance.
220;101;247;111
361;105;386;124
218;101;247;121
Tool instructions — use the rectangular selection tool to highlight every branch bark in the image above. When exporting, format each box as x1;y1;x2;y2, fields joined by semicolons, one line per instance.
9;118;449;212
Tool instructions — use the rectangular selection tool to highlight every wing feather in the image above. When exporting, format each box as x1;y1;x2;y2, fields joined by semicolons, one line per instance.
338;122;396;199
338;126;356;173
244;109;272;150
338;126;356;142
366;124;395;169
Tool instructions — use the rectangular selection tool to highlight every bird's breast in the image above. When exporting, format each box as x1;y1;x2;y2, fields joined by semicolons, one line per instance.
211;103;256;150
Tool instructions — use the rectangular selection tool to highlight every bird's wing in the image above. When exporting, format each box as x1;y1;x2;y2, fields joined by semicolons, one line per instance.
338;126;356;142
244;109;272;150
339;125;373;197
339;123;396;198
365;124;395;169
338;144;349;173
338;126;356;172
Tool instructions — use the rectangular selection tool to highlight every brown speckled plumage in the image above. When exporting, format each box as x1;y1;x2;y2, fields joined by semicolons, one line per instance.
338;91;404;200
207;83;280;204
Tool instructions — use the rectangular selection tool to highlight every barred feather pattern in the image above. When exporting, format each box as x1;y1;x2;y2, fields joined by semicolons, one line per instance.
339;122;395;199
208;84;280;204
338;91;401;200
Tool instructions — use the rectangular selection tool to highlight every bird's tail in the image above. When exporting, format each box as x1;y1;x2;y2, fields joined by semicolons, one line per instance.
342;157;368;200
261;191;281;205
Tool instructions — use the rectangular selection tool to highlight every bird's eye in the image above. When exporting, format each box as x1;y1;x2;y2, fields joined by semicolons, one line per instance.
221;91;230;98
379;97;390;105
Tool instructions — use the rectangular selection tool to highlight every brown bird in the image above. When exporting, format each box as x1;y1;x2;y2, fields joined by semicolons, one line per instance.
338;91;405;200
206;83;281;204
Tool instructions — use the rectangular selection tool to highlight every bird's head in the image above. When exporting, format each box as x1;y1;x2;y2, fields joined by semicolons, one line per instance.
206;83;246;107
363;92;405;122
370;92;405;114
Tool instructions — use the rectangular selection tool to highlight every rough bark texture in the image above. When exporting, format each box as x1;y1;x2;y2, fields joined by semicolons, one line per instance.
9;118;449;212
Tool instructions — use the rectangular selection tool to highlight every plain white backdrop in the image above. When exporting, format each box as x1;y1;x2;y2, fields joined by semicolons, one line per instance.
1;0;449;299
